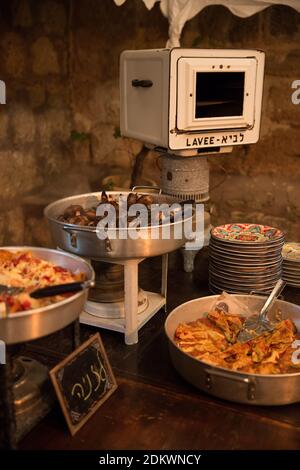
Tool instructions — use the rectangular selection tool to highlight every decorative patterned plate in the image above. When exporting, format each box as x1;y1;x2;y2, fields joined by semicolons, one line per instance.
208;280;273;294
209;246;282;260
210;259;281;273
212;223;284;243
282;274;300;282
209;267;281;282
210;238;284;254
209;222;284;294
282;265;300;273
209;252;281;267
209;275;280;289
282;243;300;262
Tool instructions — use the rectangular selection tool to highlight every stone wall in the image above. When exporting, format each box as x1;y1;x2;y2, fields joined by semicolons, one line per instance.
0;0;73;246
0;0;299;247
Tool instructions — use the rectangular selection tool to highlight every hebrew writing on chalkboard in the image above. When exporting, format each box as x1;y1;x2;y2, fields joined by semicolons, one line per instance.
50;333;117;435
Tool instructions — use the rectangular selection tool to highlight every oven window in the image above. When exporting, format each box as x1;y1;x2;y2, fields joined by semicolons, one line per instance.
195;72;245;118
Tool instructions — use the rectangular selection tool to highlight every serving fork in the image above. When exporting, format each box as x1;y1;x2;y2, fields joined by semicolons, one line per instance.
237;279;286;343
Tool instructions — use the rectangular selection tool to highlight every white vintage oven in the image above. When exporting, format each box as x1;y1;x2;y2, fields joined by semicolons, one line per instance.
120;48;265;156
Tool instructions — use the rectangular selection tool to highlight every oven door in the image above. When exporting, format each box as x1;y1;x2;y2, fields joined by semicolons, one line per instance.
176;57;257;132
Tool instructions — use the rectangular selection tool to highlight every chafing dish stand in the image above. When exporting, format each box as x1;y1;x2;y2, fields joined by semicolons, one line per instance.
80;254;168;345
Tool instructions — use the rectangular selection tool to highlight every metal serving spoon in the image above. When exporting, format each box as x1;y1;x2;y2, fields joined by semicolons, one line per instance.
237;279;286;343
0;279;95;299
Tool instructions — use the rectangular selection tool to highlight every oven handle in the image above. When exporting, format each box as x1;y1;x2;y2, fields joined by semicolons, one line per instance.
131;79;153;88
205;367;256;400
131;185;162;194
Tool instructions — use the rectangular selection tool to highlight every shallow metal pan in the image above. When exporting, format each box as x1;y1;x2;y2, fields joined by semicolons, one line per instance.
0;247;94;345
44;191;193;260
165;294;300;405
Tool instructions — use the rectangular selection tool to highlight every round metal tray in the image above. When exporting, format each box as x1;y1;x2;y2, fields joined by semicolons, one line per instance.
44;191;193;259
0;247;94;345
165;295;300;405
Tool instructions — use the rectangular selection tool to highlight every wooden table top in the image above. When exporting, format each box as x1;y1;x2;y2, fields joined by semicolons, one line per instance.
20;251;300;450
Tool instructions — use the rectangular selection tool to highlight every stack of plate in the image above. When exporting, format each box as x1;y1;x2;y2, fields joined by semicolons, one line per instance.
209;223;285;294
282;242;300;288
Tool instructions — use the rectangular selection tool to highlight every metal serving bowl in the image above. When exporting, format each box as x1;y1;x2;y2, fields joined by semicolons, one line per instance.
44;191;194;260
0;247;94;345
165;294;300;405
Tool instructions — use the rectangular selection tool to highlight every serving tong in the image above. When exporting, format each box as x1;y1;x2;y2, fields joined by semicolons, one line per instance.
0;279;95;299
237;279;286;343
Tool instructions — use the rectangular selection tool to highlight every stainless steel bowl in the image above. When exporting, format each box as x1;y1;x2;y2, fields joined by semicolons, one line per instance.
44;191;193;259
165;294;300;405
0;247;94;345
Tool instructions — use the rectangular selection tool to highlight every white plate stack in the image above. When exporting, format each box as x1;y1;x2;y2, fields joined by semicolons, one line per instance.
282;243;300;288
209;223;285;294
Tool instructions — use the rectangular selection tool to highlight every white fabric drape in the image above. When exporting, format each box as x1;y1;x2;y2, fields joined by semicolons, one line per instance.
113;0;300;47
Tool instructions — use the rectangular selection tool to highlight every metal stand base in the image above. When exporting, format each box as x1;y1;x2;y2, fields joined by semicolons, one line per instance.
85;289;148;319
14;357;53;442
80;254;168;345
0;349;17;450
0;320;80;449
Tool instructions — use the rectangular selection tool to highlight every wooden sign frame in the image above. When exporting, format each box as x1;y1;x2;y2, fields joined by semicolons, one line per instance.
50;333;117;436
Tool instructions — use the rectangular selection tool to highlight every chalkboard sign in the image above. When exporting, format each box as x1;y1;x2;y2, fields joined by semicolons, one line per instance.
50;333;117;436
